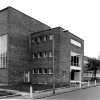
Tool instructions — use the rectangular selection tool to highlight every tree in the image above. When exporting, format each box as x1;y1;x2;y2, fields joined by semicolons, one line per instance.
86;58;100;80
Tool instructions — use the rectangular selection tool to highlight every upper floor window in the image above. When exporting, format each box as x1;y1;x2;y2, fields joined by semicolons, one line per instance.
71;39;81;47
43;69;47;74
49;52;53;57
43;35;48;41
49;69;53;74
43;52;48;58
38;68;42;74
32;38;37;43
37;36;42;42
49;34;53;40
71;56;79;66
33;53;37;59
33;69;36;74
38;52;42;58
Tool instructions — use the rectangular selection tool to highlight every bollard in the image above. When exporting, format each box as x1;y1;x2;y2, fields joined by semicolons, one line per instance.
88;81;90;86
95;80;96;85
30;85;33;98
79;81;81;88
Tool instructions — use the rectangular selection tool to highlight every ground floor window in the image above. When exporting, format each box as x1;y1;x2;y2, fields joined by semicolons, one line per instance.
62;71;66;77
32;68;53;75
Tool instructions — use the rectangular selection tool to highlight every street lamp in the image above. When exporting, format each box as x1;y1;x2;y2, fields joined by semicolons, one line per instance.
52;34;55;94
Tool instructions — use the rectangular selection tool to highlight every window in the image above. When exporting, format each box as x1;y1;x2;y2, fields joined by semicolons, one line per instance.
71;56;79;66
33;53;37;59
71;39;81;47
0;34;7;68
38;52;42;58
37;36;42;42
49;52;53;57
43;52;48;58
33;69;36;74
43;35;48;41
49;34;53;40
43;69;47;74
37;37;40;42
62;71;66;77
32;38;37;43
38;69;42;74
49;69;53;74
32;38;35;43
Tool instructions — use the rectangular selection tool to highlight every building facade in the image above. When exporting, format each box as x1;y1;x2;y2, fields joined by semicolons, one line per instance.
0;6;50;83
0;6;84;84
29;27;84;84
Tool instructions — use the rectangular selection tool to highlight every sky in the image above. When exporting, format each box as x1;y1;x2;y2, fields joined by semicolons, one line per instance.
0;0;100;58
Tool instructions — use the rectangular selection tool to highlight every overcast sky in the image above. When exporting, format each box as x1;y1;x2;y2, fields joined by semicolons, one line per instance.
0;0;100;58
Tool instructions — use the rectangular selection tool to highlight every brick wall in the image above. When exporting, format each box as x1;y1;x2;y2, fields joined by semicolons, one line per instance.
6;7;50;84
30;27;60;84
0;8;9;83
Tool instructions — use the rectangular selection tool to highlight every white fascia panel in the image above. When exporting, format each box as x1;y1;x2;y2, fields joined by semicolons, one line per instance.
71;66;81;70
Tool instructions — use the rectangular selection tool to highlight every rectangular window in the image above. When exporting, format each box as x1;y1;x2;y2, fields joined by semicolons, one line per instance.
43;52;48;58
71;56;74;66
32;38;37;43
32;38;35;43
37;37;40;42
49;52;53;57
71;56;79;67
38;69;42;74
62;71;66;77
33;53;37;59
71;39;81;47
33;69;36;74
49;69;53;74
0;34;7;68
43;69;47;74
43;35;48;41
38;52;42;58
49;34;53;40
37;36;42;42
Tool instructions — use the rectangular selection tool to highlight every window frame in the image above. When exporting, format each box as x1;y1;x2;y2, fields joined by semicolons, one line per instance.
49;68;53;74
43;35;48;41
38;52;42;58
38;68;42;74
43;68;48;74
49;34;53;40
33;69;36;74
49;51;53;57
33;53;37;59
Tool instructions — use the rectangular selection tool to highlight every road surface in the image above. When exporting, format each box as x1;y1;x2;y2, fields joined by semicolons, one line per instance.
41;86;100;100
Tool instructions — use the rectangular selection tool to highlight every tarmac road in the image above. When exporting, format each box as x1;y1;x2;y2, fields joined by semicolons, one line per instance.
42;86;100;100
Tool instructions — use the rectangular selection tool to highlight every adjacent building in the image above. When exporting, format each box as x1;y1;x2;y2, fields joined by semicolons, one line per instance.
0;6;84;84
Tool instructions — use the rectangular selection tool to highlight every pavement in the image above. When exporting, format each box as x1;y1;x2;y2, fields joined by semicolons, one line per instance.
0;82;100;99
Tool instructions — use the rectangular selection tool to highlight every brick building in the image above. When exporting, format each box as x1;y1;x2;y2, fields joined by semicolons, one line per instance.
0;6;84;84
0;6;50;83
30;27;84;84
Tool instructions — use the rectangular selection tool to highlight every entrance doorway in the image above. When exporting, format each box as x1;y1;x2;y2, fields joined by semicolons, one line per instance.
71;70;80;82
